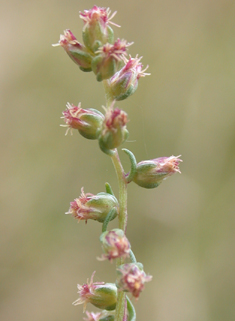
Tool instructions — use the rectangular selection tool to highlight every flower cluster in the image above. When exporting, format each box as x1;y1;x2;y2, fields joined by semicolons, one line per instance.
54;5;182;321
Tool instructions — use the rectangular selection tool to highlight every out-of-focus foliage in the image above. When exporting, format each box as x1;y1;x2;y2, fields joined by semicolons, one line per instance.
1;1;235;320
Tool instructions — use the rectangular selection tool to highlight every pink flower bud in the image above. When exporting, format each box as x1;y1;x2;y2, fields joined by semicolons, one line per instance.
92;39;133;81
109;55;150;101
79;6;120;52
52;30;92;71
99;107;129;151
99;229;131;261
116;263;152;299
73;271;117;311
133;155;182;189
66;188;119;223
61;102;104;139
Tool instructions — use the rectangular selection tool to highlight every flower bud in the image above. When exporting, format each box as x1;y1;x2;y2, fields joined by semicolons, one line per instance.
52;29;92;72
61;102;104;139
99;108;129;151
92;39;132;82
116;263;152;299
73;271;117;311
66;188;119;223
99;229;131;261
79;6;120;53
133;155;182;189
109;55;150;101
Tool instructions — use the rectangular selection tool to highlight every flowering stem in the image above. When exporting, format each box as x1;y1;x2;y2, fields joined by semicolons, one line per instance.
103;80;128;321
110;150;128;232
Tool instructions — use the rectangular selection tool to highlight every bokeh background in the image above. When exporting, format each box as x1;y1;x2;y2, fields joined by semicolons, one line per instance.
1;0;235;320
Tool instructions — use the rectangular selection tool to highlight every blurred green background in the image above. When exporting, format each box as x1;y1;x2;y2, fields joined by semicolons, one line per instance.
1;0;235;320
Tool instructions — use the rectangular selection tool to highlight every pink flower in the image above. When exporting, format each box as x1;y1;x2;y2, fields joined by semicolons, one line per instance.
61;102;104;139
109;55;150;101
73;272;104;310
79;6;120;28
52;30;92;71
99;107;129;151
116;263;152;299
99;229;131;261
66;188;119;223
96;39;133;62
133;155;182;188
73;272;117;311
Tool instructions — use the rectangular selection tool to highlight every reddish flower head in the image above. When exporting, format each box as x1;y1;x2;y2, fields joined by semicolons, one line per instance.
96;39;133;61
109;55;150;101
116;263;152;299
61;102;104;139
133;155;182;189
52;30;92;71
73;272;117;311
79;6;120;28
92;39;133;81
99;107;129;151
79;6;120;53
99;229;131;261
66;188;119;223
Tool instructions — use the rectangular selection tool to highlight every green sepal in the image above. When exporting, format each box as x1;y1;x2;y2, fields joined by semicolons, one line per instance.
99;139;115;156
102;208;118;233
105;182;114;195
122;148;137;183
126;295;136;321
77;109;104;140
86;192;118;223
90;283;117;310
67;49;93;70
99;128;129;151
129;250;137;264
106;25;114;44
91;55;116;82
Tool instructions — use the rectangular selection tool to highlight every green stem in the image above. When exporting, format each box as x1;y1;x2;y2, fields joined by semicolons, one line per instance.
103;80;128;321
111;150;127;321
111;150;128;232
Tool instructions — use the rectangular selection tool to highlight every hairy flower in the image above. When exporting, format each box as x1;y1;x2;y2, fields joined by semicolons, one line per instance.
109;55;150;100
61;102;104;139
79;6;120;28
73;272;117;311
99;229;131;261
66;188;119;223
96;39;133;61
52;30;92;71
92;39;133;81
99;107;129;151
133;155;182;188
80;6;120;53
116;263;152;299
